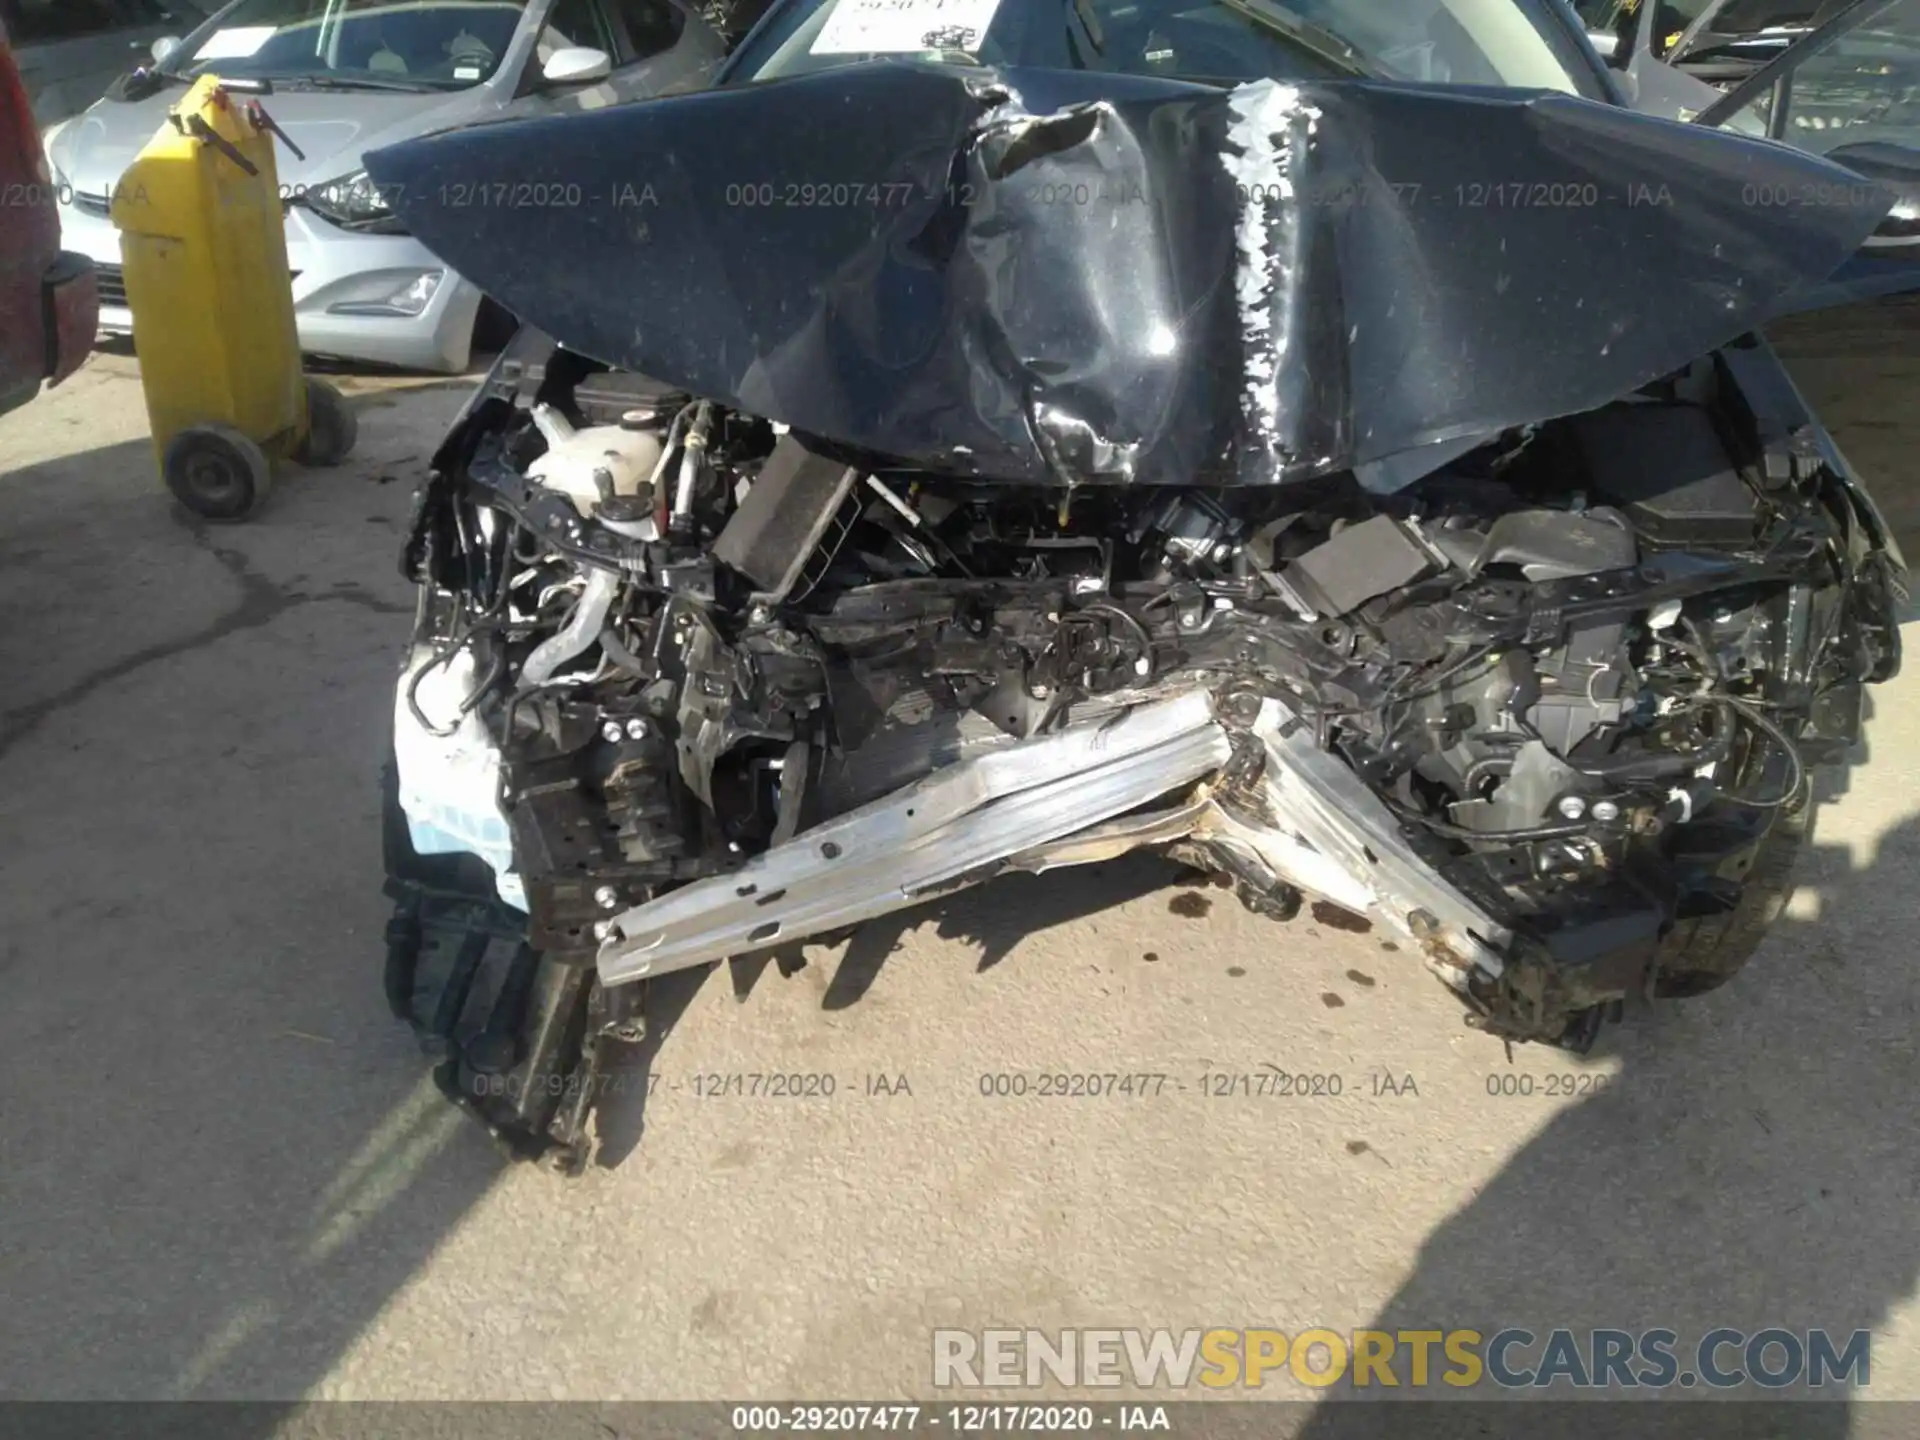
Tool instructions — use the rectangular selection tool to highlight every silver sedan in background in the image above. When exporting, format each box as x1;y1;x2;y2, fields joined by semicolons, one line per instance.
42;0;724;373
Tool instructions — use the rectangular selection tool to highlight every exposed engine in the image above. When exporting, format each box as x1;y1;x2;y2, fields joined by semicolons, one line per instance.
384;331;1905;1171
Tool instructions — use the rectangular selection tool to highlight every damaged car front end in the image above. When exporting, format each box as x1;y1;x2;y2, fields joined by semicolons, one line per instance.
368;32;1906;1169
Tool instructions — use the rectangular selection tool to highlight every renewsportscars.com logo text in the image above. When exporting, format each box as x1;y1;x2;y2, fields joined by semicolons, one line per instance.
932;1327;1871;1391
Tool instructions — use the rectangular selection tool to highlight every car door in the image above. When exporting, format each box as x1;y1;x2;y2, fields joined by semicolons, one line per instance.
511;0;719;117
600;0;724;100
515;0;625;112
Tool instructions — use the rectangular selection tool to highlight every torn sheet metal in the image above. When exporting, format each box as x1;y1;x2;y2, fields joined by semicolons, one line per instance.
366;63;1891;486
596;689;1234;983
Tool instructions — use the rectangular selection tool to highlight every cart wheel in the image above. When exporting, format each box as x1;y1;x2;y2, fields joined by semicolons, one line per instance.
163;424;274;522
296;377;358;467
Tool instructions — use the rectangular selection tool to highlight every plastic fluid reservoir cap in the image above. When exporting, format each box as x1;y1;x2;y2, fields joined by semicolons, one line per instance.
528;424;665;514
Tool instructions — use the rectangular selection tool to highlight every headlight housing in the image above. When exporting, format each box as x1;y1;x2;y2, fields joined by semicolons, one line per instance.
302;169;408;234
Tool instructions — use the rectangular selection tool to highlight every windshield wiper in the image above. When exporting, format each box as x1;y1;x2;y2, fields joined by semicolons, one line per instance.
1213;0;1381;77
107;66;192;100
257;72;443;93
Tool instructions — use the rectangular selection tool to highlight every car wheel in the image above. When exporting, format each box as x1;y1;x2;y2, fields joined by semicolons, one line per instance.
162;424;274;521
1654;747;1815;999
295;377;358;467
380;754;605;1174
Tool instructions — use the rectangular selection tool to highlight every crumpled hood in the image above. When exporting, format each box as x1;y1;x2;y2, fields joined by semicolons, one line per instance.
50;85;474;197
365;63;1893;487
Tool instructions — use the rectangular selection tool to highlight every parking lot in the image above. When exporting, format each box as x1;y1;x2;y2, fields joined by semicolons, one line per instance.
0;333;1916;1422
6;0;1920;1420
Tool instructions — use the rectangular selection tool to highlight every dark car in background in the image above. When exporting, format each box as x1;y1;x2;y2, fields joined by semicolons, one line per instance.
1673;0;1920;557
1575;0;1919;553
0;0;211;125
1580;0;1836;82
0;14;97;420
1579;0;1920;181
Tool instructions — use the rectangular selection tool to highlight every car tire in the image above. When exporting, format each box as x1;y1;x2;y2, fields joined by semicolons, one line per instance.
162;423;274;521
295;377;357;467
1653;757;1815;999
380;754;606;1173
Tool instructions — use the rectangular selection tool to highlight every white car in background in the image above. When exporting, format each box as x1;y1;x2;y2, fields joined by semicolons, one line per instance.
42;0;724;373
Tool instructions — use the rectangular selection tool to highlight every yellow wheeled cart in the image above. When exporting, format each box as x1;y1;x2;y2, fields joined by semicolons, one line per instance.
110;74;355;520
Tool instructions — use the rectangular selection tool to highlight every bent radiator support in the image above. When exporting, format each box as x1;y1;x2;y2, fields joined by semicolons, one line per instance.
595;691;1510;987
1237;700;1510;983
596;691;1233;983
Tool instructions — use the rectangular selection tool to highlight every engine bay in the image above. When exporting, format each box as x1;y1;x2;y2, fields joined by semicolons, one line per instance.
383;328;1904;1169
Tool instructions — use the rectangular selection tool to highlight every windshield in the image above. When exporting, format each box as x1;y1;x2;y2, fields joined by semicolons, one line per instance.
729;0;1605;95
1709;0;1920;154
168;0;533;90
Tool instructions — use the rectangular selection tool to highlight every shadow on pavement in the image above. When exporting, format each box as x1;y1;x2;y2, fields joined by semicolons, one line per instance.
0;395;506;1403
0;296;1912;1417
591;851;1183;1169
1296;732;1920;1437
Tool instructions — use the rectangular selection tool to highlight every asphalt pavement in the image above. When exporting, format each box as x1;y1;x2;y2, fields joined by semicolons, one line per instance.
0;342;1915;1428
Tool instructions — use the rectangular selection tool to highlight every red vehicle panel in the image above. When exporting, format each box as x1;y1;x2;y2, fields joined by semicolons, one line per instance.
0;20;96;420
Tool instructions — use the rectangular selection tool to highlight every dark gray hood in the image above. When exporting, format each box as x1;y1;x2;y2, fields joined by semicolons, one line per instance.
365;63;1894;486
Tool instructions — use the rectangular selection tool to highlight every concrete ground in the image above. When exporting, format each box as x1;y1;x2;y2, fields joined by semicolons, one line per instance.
0;332;1916;1427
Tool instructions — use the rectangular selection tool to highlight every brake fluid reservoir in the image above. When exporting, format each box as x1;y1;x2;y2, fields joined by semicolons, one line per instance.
527;404;664;516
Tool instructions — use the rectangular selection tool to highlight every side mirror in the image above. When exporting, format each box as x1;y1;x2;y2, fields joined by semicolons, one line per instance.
151;35;181;63
541;47;612;85
1586;29;1620;59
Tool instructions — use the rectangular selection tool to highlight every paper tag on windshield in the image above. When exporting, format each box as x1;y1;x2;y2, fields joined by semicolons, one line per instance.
810;0;1002;54
195;26;277;60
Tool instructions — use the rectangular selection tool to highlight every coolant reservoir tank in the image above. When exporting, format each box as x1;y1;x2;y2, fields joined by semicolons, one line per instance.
526;404;664;516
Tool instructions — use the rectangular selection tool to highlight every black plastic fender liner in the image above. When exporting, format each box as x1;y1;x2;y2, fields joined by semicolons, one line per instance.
366;65;1890;487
